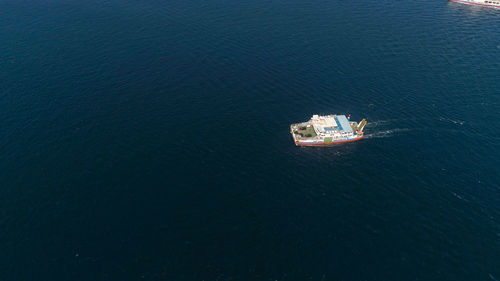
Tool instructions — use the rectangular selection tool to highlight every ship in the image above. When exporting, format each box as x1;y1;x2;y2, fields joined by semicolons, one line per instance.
450;0;500;8
290;114;367;146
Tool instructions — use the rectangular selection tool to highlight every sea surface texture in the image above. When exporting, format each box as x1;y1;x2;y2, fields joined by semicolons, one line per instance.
1;0;499;280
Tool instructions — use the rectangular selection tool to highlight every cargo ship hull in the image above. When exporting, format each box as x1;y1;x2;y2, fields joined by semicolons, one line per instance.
294;135;364;146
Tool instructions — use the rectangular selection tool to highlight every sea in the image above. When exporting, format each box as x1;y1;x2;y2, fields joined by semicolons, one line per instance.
0;0;499;280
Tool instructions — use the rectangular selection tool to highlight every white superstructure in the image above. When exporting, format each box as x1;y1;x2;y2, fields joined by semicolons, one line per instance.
450;0;500;8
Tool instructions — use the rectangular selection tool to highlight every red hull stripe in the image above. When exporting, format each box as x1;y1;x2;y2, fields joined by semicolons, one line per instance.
296;136;363;146
450;0;500;8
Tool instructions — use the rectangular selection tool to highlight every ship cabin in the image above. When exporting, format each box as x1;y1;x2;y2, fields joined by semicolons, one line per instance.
311;115;355;138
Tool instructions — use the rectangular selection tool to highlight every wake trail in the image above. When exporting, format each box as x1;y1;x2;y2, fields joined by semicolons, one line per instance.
364;119;410;139
437;116;465;125
366;119;399;127
363;128;411;139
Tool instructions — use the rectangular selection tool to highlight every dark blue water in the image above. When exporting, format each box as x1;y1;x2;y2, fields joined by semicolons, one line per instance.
1;0;499;280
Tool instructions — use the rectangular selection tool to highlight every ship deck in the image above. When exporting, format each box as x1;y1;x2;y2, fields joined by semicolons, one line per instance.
292;123;317;138
291;115;367;145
